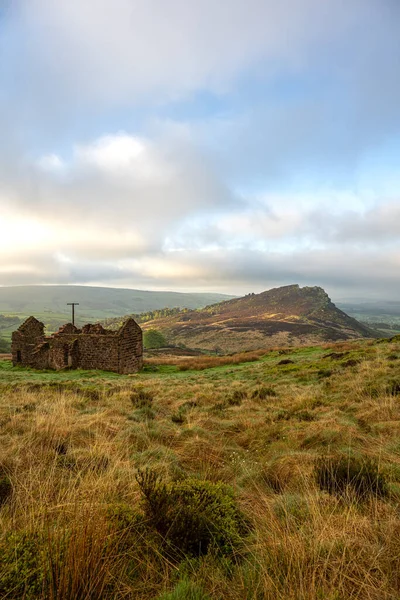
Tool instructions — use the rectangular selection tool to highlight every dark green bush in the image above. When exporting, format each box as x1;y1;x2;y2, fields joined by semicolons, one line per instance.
0;337;11;353
136;469;249;557
144;329;167;349
315;454;388;498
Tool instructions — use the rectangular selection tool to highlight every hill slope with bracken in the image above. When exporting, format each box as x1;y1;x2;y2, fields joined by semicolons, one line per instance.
141;284;379;352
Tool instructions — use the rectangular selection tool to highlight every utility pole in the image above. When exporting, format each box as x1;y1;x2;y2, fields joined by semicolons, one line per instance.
67;303;79;326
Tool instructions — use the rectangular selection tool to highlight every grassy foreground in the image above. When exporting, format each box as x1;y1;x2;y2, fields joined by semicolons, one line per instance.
0;337;400;598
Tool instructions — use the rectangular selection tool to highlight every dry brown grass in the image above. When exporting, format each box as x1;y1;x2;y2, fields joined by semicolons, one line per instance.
1;337;400;598
144;349;270;370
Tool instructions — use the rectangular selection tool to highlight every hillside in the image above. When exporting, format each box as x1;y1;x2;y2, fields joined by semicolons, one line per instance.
1;335;400;598
0;285;234;348
139;284;378;352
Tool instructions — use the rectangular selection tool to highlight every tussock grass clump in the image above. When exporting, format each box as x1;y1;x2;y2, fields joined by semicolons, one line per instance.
157;579;211;600
171;400;198;424
273;493;310;527
227;389;247;406
130;388;154;408
317;368;332;378
315;453;388;498
277;358;294;365
261;454;312;493
171;410;186;424
251;385;277;400
136;468;249;557
0;464;12;505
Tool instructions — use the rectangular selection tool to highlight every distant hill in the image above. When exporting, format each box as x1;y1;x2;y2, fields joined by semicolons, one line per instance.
337;300;400;334
137;284;379;353
0;285;234;342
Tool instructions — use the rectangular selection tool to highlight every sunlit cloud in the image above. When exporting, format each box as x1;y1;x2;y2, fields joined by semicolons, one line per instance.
0;1;399;299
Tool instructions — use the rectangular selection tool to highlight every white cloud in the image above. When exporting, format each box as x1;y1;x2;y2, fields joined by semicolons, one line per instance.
5;0;363;110
0;1;399;300
37;154;65;172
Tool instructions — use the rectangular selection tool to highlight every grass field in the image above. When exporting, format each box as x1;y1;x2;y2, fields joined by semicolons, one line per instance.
1;336;400;598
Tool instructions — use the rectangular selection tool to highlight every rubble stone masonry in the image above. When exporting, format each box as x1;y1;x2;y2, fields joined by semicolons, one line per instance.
12;316;143;374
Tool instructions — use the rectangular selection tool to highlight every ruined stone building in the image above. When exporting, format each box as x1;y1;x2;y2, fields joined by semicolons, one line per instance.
12;317;143;374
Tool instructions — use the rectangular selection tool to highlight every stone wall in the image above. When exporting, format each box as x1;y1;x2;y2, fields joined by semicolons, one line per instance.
48;333;120;371
11;317;45;367
118;319;143;374
11;316;143;374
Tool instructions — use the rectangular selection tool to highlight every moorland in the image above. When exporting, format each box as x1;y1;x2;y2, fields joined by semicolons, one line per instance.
106;285;379;354
1;333;400;599
0;286;233;350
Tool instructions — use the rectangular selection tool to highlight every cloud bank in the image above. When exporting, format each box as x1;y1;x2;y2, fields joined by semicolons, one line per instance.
0;0;399;299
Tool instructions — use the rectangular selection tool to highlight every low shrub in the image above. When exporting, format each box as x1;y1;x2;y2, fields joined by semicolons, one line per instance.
136;469;249;557
0;531;45;599
315;454;388;498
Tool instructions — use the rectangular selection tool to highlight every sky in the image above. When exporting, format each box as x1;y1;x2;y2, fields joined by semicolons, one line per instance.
0;0;400;300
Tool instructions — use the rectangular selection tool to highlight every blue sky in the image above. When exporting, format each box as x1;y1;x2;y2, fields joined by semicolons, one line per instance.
0;0;399;299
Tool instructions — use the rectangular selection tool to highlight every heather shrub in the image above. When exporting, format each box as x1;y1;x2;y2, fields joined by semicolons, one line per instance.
315;454;388;498
136;469;249;557
0;531;45;599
